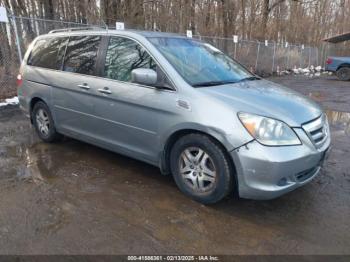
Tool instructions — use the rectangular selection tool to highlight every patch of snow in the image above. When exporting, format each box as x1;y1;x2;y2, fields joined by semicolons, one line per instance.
301;68;310;74
292;68;299;74
0;96;19;107
288;66;324;76
275;65;326;77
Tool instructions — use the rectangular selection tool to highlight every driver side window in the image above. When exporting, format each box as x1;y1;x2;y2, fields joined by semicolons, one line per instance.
103;37;157;82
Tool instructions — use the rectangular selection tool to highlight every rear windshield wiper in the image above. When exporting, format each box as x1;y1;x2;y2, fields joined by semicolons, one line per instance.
192;80;238;87
236;76;261;83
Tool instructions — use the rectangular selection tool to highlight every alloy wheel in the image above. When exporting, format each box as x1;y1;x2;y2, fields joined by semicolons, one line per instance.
35;108;50;136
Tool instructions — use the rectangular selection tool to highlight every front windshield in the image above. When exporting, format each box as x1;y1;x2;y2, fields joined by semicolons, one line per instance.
148;37;255;87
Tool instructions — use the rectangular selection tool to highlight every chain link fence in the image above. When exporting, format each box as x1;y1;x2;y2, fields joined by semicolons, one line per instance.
197;35;321;76
0;17;19;99
0;15;327;99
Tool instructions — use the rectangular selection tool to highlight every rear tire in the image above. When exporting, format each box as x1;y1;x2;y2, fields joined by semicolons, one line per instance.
336;67;350;81
170;133;234;204
32;101;62;143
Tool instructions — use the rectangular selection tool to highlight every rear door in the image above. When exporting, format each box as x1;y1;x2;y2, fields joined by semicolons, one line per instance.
51;35;103;138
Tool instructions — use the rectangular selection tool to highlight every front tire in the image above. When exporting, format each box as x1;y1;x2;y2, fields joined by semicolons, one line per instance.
336;67;350;81
170;133;234;204
32;101;62;143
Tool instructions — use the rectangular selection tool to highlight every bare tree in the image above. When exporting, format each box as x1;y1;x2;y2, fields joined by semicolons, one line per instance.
0;0;349;46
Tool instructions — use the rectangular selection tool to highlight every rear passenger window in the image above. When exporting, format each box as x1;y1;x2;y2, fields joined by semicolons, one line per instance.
27;37;68;69
104;37;156;82
63;35;101;75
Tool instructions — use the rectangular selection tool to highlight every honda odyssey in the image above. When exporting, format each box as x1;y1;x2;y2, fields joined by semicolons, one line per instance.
17;28;331;204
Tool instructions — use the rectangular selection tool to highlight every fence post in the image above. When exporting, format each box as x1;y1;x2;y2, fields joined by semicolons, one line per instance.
234;42;237;59
286;45;290;70
255;41;260;72
272;41;276;74
10;15;22;62
323;43;329;68
232;35;238;59
309;47;312;67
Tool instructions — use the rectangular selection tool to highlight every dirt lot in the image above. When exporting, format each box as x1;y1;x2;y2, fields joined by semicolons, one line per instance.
0;75;349;255
269;74;350;113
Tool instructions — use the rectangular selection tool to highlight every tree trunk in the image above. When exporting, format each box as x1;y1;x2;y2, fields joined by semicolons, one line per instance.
261;0;270;40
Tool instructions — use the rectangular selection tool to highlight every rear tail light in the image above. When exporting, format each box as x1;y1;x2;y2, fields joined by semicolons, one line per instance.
16;74;23;87
326;58;333;65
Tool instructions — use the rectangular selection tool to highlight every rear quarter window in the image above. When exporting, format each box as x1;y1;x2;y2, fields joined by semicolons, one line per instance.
27;37;68;70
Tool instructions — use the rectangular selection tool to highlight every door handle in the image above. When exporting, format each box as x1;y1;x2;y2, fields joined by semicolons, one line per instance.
98;87;112;95
78;84;90;90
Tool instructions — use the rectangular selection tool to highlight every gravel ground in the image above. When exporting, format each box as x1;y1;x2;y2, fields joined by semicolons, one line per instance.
0;75;349;255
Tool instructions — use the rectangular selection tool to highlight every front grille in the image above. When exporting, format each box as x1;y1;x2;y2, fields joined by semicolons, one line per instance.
302;114;329;149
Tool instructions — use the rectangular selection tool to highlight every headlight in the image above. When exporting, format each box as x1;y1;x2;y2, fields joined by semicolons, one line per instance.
238;112;301;146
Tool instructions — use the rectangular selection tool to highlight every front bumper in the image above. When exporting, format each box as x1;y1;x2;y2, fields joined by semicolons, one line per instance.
231;128;331;200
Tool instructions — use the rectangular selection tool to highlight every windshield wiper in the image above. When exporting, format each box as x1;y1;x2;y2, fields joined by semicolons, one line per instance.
192;80;238;87
236;76;261;83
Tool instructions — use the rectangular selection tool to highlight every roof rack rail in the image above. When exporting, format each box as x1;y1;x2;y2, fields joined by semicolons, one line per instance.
48;26;106;34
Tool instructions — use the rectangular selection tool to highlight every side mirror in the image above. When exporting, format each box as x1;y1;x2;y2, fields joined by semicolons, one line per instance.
131;68;158;86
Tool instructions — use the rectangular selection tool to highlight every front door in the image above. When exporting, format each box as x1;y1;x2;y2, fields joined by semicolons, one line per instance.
90;36;176;164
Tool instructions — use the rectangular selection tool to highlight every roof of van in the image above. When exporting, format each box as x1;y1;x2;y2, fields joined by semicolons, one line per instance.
47;28;187;38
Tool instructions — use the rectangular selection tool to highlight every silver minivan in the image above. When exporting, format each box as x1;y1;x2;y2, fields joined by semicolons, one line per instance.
18;28;331;204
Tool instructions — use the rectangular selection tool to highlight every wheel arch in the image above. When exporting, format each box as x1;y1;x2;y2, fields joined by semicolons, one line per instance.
337;63;350;70
29;96;48;123
160;128;237;185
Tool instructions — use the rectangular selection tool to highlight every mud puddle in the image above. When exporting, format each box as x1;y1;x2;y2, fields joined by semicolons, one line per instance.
326;110;350;136
308;91;325;102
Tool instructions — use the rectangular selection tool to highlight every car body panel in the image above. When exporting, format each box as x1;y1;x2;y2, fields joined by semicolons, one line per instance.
197;79;323;126
89;77;177;164
232;127;331;200
325;56;350;72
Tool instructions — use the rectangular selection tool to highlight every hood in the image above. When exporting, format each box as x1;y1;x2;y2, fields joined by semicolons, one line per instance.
198;79;322;127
